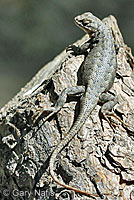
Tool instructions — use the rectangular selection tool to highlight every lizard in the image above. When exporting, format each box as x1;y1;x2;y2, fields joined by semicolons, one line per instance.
47;12;118;198
38;12;118;198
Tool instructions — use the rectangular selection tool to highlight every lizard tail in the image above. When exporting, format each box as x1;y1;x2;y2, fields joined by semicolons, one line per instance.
50;153;99;197
49;96;99;197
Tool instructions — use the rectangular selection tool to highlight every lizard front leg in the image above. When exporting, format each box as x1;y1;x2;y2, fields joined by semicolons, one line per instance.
66;34;98;56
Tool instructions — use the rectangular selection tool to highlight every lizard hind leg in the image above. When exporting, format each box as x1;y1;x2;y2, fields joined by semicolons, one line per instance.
99;92;129;131
33;86;85;125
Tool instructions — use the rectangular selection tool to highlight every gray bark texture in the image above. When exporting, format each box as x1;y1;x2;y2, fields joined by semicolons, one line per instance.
0;15;134;200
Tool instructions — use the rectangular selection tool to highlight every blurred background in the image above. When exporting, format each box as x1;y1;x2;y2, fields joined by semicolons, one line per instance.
0;0;134;108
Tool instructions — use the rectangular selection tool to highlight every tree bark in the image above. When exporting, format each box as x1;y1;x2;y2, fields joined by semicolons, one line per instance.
0;15;134;200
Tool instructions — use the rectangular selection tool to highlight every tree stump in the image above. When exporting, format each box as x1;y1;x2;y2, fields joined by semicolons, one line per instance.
0;15;134;200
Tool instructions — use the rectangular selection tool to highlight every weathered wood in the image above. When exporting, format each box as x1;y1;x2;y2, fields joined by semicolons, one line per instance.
0;15;134;200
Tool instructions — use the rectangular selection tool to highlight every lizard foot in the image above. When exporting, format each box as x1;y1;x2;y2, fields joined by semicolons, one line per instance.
33;107;56;124
66;44;88;56
32;107;59;127
100;111;133;133
104;111;130;128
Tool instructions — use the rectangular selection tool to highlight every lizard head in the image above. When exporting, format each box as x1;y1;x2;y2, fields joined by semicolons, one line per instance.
74;12;103;36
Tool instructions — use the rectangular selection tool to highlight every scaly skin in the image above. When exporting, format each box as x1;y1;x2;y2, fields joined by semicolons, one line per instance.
49;12;117;198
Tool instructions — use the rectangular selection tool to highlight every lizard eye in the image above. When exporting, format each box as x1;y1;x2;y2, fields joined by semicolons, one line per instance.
82;19;91;26
79;19;90;26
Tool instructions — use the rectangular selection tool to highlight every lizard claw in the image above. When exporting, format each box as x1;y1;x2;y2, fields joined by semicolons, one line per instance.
100;111;133;133
32;107;56;126
66;44;84;56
